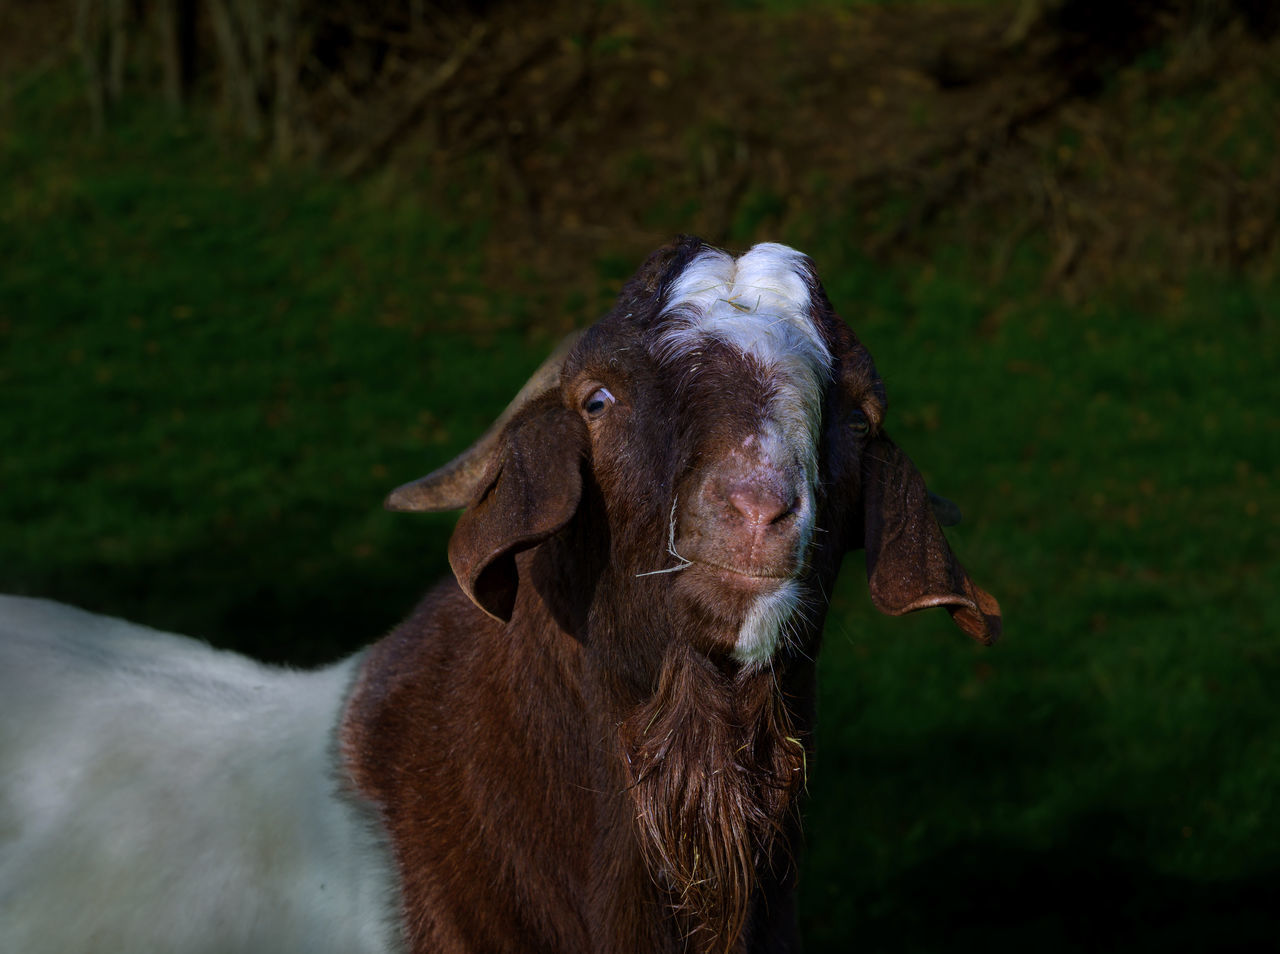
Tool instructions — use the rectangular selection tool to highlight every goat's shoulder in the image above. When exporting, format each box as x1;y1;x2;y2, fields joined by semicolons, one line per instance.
340;580;600;952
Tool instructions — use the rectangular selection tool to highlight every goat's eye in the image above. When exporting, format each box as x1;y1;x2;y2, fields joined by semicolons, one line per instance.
849;409;870;436
583;387;616;419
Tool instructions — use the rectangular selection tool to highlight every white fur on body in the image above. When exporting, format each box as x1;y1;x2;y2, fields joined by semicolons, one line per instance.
0;595;403;954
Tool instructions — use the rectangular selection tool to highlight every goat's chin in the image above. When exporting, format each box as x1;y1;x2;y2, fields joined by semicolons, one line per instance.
673;563;801;668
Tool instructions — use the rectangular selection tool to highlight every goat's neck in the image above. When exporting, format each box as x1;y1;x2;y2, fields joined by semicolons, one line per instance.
526;531;819;950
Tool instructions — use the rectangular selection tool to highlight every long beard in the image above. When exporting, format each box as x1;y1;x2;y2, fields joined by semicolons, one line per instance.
619;644;806;953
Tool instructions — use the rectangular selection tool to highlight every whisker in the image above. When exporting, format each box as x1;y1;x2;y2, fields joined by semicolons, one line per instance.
635;497;694;577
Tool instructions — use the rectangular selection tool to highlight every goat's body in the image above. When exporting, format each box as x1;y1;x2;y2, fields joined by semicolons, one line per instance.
0;595;403;954
0;585;801;954
1;238;1001;953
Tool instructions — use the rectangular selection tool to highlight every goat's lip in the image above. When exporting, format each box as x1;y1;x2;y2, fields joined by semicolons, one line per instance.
686;559;796;590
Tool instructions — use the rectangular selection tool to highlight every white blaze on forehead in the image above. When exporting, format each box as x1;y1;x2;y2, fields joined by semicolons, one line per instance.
656;243;833;486
657;242;831;378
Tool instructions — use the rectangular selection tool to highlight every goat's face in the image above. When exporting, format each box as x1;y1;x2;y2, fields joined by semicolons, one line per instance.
560;244;858;669
388;237;1000;675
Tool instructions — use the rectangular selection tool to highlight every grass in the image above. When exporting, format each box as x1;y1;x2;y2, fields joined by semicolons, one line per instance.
2;71;1278;951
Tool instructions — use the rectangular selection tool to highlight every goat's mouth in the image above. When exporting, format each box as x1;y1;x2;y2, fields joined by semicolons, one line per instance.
673;561;806;669
688;559;795;590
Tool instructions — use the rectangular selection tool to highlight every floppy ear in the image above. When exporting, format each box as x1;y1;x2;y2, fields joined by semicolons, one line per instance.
861;436;1001;644
384;333;586;621
431;396;586;622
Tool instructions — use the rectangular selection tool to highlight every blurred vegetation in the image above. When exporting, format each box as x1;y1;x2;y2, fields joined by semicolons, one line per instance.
1;1;1277;951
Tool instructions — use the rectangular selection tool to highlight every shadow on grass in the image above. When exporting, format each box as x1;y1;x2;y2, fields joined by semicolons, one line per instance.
825;815;1279;953
802;637;1280;953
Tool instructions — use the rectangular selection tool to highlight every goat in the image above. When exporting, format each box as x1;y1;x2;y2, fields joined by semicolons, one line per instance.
0;237;1000;953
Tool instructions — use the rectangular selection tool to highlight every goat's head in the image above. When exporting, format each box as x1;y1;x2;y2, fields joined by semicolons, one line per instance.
388;237;1000;679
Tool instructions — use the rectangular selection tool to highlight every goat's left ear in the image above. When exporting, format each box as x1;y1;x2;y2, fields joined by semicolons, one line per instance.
445;396;587;623
861;437;1002;644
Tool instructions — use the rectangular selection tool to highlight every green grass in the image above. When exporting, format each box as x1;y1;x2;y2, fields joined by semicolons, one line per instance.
2;74;1278;951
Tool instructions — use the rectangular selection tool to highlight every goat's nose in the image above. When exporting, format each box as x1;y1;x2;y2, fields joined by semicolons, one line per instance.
726;481;797;527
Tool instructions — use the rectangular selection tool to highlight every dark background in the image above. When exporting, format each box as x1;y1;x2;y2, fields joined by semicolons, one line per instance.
1;1;1277;949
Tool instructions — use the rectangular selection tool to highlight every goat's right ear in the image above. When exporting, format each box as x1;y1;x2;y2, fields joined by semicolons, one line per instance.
444;396;587;622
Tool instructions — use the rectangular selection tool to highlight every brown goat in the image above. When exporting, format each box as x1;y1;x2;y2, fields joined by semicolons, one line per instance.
0;237;998;954
344;236;1000;952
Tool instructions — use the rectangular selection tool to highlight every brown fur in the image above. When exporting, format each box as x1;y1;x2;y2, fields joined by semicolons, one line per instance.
620;644;806;953
341;236;1001;953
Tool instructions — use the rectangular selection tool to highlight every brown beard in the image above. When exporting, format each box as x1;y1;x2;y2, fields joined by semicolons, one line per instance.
618;643;807;953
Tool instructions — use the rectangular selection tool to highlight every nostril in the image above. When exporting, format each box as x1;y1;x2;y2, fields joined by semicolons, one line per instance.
727;483;799;527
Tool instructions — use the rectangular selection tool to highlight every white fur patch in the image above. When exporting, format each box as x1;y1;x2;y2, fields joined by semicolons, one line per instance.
657;243;829;371
734;581;803;670
0;596;404;954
